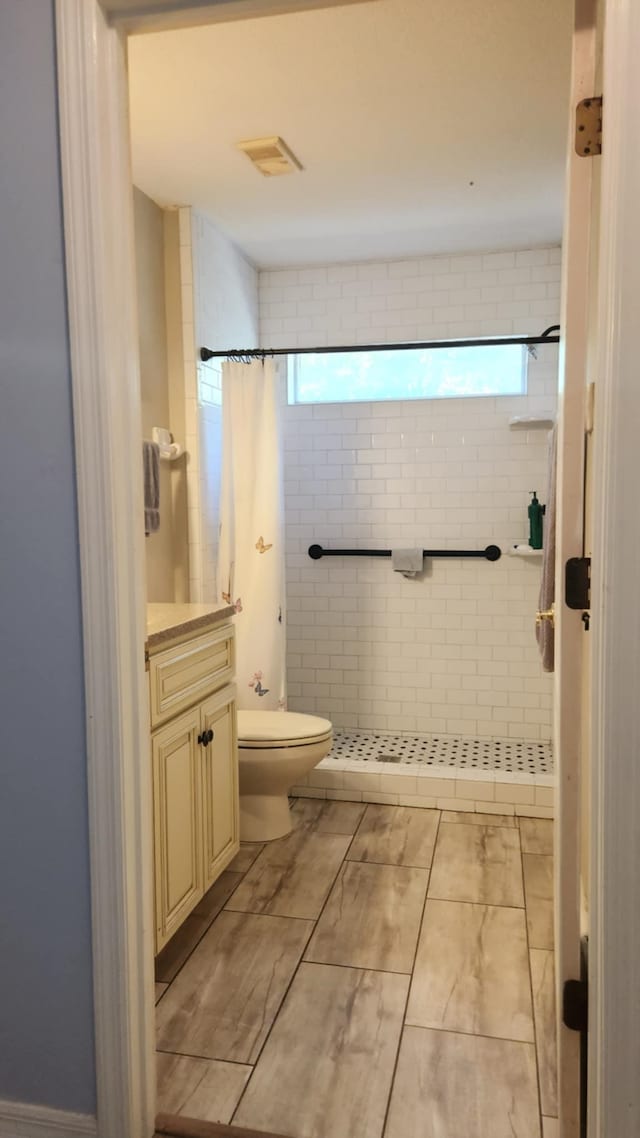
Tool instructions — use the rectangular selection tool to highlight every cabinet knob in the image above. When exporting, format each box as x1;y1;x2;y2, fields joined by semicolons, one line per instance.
207;728;214;744
197;732;204;746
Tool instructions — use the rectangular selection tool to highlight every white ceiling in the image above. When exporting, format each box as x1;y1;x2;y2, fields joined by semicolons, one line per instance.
128;0;573;268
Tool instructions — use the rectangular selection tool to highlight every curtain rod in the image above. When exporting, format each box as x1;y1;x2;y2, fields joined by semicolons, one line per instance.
199;325;560;362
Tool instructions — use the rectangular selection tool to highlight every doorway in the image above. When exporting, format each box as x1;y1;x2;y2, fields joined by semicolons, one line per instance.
52;2;637;1138
127;4;568;1133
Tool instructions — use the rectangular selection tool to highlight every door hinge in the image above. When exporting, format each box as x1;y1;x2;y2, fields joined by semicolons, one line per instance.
563;978;589;1032
566;557;591;610
575;96;603;156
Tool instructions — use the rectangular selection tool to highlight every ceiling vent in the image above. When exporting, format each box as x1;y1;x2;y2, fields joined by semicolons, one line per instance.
236;136;303;177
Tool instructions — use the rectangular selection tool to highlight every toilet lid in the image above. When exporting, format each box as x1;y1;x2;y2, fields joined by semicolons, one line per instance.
238;710;333;748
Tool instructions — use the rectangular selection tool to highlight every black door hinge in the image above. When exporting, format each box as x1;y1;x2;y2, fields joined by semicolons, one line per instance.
563;938;589;1138
563;978;588;1032
566;557;591;611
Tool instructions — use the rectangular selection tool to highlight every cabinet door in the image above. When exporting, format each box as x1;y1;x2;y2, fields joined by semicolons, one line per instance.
152;707;203;950
201;685;239;889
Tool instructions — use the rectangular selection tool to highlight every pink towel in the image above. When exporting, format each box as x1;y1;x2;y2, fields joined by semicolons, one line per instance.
536;425;556;671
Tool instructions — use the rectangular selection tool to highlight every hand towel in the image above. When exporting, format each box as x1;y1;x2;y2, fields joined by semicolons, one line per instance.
392;549;423;578
536;425;556;671
143;440;160;535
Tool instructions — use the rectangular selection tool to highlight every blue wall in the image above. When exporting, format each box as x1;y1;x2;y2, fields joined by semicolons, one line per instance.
0;0;96;1114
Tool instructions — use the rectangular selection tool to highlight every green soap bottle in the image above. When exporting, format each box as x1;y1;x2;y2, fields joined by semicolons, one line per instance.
528;490;544;549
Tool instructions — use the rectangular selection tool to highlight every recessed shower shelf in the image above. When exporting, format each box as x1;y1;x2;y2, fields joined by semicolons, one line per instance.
509;544;544;558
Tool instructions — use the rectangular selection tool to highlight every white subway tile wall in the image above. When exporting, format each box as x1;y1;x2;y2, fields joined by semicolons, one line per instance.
258;246;560;741
191;211;259;602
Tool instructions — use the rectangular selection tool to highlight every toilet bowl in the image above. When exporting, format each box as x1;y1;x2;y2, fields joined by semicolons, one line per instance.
238;710;333;842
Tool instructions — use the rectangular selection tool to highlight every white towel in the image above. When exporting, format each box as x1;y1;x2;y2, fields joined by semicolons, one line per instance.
392;549;423;578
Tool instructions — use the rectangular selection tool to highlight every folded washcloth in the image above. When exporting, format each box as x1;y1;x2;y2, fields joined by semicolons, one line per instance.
392;549;423;578
143;440;160;535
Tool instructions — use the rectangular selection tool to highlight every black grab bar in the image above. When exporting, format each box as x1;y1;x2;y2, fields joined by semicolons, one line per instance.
308;544;502;562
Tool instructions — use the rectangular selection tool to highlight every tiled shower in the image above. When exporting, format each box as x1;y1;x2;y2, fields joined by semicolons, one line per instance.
189;229;559;817
259;247;560;817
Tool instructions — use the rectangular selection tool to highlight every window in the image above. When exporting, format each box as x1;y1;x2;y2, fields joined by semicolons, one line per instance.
288;343;527;404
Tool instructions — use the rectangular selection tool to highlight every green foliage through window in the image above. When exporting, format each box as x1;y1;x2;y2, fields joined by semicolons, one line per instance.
288;343;527;404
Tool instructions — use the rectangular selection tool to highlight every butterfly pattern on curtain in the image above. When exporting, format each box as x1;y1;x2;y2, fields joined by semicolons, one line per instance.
218;359;287;712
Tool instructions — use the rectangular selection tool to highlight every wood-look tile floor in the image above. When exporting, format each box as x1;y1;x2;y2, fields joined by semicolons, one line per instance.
156;802;557;1138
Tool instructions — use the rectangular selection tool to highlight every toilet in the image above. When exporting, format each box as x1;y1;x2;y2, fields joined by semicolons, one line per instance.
237;710;333;842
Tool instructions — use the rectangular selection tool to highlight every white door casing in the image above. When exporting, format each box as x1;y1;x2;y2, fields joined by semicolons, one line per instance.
589;0;640;1134
55;3;155;1136
554;1;598;1134
53;1;640;1136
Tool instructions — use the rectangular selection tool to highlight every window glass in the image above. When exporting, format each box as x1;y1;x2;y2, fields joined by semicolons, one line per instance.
288;343;527;404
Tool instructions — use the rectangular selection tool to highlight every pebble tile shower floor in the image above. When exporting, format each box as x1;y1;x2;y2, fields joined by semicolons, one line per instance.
328;730;554;777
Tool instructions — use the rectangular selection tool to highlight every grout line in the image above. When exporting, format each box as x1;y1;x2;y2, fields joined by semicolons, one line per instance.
290;797;367;839
345;854;435;870
155;984;169;1007
228;820;355;1125
438;818;524;834
397;1023;539;1048
156;1046;254;1069
520;818;546;1135
155;870;248;991
341;800;371;860
228;848;265;874
380;809;442;1138
300;957;415;977
426;891;525;909
222;906;316;921
405;895;528;913
346;858;435;871
159;802;548;1134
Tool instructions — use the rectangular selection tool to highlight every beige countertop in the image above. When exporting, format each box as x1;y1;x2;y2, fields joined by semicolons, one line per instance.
146;602;235;653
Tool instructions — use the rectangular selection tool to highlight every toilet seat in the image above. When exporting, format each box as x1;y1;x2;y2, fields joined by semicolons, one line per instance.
238;710;332;749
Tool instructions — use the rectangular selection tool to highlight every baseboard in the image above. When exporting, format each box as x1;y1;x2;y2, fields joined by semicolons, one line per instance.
156;1113;287;1138
0;1099;97;1138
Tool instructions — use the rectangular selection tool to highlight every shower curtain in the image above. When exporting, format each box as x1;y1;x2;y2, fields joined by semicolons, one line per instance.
218;358;287;711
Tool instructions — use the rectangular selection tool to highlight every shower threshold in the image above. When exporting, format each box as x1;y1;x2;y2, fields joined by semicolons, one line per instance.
291;728;554;820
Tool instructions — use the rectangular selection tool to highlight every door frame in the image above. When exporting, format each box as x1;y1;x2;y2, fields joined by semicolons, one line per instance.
553;3;598;1132
54;1;640;1135
588;1;640;1134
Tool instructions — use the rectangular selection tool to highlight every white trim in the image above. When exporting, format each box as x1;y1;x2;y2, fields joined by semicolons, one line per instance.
53;0;640;1136
0;1100;96;1138
107;0;376;34
589;0;640;1134
55;3;155;1137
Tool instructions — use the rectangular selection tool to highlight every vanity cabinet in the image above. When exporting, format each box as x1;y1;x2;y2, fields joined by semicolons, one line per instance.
148;619;238;953
201;686;238;888
152;707;203;947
